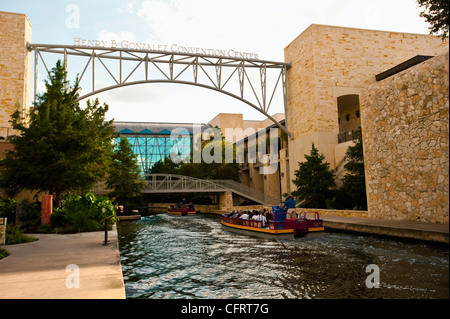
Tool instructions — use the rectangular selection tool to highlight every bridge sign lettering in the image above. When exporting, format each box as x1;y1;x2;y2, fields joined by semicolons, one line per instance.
73;37;260;60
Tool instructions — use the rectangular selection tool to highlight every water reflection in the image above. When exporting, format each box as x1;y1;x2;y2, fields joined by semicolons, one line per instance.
117;214;449;299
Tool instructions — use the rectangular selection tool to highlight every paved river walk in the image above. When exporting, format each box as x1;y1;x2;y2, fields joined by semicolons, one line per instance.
0;227;125;299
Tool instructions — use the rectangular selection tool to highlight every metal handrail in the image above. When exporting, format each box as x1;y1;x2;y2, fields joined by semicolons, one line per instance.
91;174;278;204
144;174;275;204
338;130;358;144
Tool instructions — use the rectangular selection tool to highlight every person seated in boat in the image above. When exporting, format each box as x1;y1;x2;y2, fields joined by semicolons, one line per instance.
227;209;236;217
251;212;268;226
230;210;241;218
264;210;273;221
239;211;250;219
284;195;297;218
251;211;262;220
188;202;194;210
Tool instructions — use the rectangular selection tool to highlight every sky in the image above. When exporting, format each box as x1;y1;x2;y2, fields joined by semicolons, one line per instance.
2;0;432;124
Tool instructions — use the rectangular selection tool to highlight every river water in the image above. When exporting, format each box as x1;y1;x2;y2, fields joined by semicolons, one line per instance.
117;213;449;299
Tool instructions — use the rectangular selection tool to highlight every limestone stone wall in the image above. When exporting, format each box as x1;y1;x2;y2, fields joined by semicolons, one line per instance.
0;218;6;246
360;51;449;223
218;191;233;210
284;24;448;193
0;11;32;138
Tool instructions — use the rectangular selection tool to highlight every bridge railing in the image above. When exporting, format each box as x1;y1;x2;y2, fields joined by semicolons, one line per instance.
207;179;279;204
144;174;228;192
143;174;279;204
91;174;279;205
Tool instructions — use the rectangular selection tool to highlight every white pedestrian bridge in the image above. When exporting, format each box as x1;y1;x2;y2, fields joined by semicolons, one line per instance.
91;174;278;205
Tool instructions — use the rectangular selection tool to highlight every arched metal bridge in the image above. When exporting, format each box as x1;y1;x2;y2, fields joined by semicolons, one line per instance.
91;174;278;205
27;43;292;138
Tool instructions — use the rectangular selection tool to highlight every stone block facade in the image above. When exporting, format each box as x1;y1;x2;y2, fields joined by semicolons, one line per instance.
0;11;32;139
361;51;449;223
284;24;448;193
0;218;6;246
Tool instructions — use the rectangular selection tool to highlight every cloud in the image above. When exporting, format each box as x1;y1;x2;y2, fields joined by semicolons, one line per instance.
134;0;307;60
133;0;430;59
89;0;431;123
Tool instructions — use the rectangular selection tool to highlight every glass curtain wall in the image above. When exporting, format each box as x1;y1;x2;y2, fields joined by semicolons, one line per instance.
113;122;213;176
115;129;192;176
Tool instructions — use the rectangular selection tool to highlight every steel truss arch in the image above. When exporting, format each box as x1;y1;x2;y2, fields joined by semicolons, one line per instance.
27;43;292;138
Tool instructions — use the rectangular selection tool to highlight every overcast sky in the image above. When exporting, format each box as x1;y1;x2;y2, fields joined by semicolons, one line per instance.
3;0;432;124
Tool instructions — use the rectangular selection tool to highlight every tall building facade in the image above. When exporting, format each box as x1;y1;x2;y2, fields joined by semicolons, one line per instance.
114;122;211;176
0;11;32;140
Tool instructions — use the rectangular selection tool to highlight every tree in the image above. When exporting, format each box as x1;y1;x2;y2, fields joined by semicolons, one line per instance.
292;143;336;208
147;157;181;175
417;0;449;39
341;127;367;210
0;60;115;206
177;127;241;181
144;128;241;205
106;137;145;207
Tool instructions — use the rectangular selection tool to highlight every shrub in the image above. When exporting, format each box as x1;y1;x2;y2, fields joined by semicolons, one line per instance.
0;198;18;225
0;198;42;230
53;193;117;233
0;248;10;260
5;225;38;245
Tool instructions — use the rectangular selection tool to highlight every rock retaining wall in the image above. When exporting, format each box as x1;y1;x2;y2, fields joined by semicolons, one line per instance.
361;51;449;223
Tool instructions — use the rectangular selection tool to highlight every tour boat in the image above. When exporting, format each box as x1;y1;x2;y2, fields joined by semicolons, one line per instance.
221;206;324;237
168;205;196;216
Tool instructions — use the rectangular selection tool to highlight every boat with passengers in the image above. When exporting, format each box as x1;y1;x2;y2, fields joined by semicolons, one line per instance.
221;206;324;237
168;204;196;216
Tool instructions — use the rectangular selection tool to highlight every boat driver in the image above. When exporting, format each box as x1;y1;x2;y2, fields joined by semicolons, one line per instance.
284;195;297;218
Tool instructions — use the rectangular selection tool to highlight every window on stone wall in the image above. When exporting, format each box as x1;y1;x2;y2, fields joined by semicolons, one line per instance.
337;94;361;143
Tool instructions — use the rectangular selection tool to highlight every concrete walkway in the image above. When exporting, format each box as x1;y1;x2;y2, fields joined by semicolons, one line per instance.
322;215;449;245
0;227;125;299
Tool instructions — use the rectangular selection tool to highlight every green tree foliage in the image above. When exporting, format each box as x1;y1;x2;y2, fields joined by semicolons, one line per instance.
179;128;241;181
106;137;145;206
149;128;241;181
417;0;449;39
0;198;18;225
148;157;181;175
0;60;115;206
292;143;336;208
51;193;117;233
341;127;367;210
